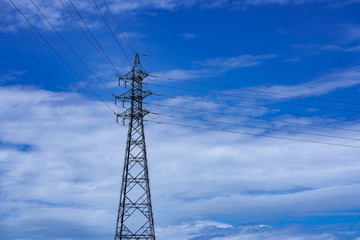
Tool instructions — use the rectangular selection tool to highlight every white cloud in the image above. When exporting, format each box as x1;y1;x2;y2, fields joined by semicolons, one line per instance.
254;66;360;98
182;33;198;40
151;68;216;80
151;54;275;80
197;54;276;70
288;24;360;57
3;0;358;32
327;0;360;8
1;83;360;238
203;0;360;8
292;43;360;55
243;0;360;7
245;0;327;5
0;70;27;83
0;0;200;32
1;0;70;32
244;0;301;5
292;44;343;55
343;24;360;43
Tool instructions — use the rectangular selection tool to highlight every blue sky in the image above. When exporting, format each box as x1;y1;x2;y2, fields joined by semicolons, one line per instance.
1;0;360;239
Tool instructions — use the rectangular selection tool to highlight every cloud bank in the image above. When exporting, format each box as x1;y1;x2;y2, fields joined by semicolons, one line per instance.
2;0;359;32
1;82;360;239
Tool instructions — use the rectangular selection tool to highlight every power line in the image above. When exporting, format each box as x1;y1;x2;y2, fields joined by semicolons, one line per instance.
151;112;360;141
68;0;121;77
149;75;360;107
146;82;360;114
30;0;115;97
59;0;120;77
9;0;117;115
10;0;360;150
102;0;135;55
151;93;360;124
92;0;132;65
146;120;360;149
145;102;360;133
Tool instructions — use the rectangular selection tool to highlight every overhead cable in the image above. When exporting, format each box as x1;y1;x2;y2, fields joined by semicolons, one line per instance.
151;112;360;141
9;0;117;115
146;120;360;149
102;0;135;55
68;0;121;77
149;75;360;107
145;102;360;133
146;83;360;114
30;0;115;97
92;0;132;65
59;0;120;77
151;93;360;124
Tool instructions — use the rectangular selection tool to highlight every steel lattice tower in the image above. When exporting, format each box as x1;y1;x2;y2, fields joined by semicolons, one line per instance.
114;53;155;240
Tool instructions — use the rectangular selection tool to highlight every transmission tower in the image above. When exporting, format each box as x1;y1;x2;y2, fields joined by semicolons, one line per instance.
114;53;155;240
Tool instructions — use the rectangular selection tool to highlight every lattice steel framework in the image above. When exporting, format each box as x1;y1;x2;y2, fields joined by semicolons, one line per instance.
114;53;155;240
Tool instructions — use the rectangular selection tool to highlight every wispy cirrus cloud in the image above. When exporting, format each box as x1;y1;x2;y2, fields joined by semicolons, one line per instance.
0;70;27;84
327;0;360;8
203;0;360;8
182;33;198;40
291;24;360;55
1;0;200;32
292;43;359;55
152;54;275;80
243;0;313;5
151;68;215;80
255;65;360;98
196;54;276;70
342;24;360;43
3;0;359;32
292;38;360;55
1;0;70;32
